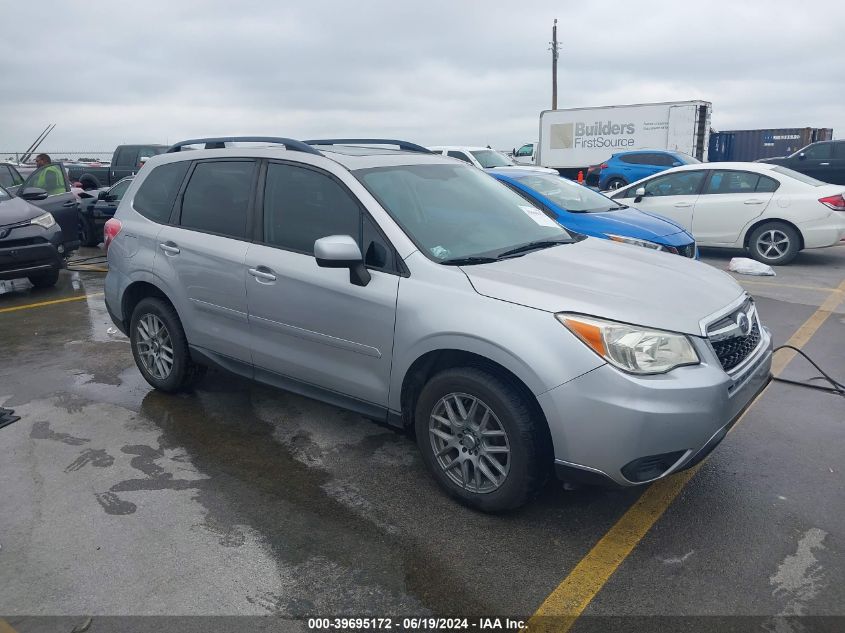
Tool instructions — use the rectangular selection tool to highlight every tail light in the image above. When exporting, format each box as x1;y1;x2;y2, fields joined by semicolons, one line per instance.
103;218;122;253
819;194;845;211
600;162;608;170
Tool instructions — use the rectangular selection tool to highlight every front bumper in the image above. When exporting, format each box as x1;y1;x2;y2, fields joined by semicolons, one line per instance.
0;225;64;281
539;326;773;487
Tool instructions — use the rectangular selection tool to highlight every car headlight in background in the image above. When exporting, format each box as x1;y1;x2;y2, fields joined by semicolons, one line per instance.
30;212;56;229
557;314;700;374
606;234;667;251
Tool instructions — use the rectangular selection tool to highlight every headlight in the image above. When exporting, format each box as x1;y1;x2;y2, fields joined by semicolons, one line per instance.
606;234;666;251
557;314;699;374
31;212;56;229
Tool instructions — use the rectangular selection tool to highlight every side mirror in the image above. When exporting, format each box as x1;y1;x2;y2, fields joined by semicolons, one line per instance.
634;186;646;202
314;235;371;287
97;190;109;200
798;152;806;160
20;187;49;201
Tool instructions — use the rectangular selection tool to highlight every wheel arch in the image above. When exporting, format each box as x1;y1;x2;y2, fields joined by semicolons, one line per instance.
743;217;804;250
397;349;554;461
121;279;178;333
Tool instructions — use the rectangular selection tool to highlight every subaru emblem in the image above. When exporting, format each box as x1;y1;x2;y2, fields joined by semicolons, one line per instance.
736;312;751;336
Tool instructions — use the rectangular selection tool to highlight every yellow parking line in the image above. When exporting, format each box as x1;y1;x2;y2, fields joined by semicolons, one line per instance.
527;277;845;633
0;292;103;314
738;279;844;294
0;619;19;633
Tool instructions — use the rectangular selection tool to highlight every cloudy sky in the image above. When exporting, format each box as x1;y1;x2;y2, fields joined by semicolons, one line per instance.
2;0;842;156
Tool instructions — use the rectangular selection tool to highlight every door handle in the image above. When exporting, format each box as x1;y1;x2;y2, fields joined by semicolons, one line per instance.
743;199;764;205
62;200;77;207
248;267;277;282
820;162;830;166
159;242;180;255
673;202;693;208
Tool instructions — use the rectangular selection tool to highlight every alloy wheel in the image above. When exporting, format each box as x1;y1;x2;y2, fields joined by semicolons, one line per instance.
136;314;174;380
756;229;790;260
429;392;511;494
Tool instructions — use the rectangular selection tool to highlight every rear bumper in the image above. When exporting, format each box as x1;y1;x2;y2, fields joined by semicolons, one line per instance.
540;327;773;487
800;215;845;249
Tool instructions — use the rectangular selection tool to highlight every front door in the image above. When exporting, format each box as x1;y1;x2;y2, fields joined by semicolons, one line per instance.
245;161;399;407
691;170;776;245
615;169;707;231
154;159;258;364
19;163;79;252
792;142;834;183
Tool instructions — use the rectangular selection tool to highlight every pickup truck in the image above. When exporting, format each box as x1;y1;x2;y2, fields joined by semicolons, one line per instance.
67;144;166;190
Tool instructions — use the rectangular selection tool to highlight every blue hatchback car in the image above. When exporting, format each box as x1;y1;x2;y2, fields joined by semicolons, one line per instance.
597;150;700;191
489;168;698;258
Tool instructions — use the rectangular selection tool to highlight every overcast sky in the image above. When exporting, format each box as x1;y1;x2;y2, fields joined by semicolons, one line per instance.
2;0;843;155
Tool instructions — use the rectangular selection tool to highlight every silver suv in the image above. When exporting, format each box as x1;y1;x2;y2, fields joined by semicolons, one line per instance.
104;137;773;512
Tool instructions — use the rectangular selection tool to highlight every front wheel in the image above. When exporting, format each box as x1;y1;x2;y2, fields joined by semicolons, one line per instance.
748;222;800;265
130;297;206;392
414;367;547;512
78;215;99;247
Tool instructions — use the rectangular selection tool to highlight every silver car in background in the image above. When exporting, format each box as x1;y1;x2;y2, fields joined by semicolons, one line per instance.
104;137;772;512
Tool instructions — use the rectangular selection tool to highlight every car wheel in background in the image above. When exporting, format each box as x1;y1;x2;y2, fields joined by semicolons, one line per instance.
79;174;101;190
414;367;547;512
604;177;627;191
130;297;206;392
748;222;800;265
28;268;59;289
78;215;99;247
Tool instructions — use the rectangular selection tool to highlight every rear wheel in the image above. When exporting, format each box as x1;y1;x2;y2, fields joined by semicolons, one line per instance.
130;297;206;392
748;222;800;265
604;177;627;191
28;268;59;288
414;367;546;512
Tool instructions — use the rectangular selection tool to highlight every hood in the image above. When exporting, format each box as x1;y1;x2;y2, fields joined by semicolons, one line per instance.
0;195;45;227
461;237;744;335
574;205;689;241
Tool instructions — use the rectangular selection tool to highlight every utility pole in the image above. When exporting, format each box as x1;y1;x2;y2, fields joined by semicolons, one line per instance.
550;19;561;110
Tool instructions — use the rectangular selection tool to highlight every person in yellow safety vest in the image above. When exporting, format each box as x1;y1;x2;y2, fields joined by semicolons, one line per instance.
32;154;67;196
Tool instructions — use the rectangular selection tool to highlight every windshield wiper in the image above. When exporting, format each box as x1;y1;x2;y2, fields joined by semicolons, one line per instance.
440;256;499;266
495;239;571;259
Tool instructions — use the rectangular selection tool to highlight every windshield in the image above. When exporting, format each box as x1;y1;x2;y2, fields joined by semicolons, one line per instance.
356;164;572;262
469;150;513;168
512;174;623;212
771;166;825;186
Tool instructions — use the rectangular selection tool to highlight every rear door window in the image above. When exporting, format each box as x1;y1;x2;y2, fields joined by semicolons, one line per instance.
133;161;190;223
179;160;256;239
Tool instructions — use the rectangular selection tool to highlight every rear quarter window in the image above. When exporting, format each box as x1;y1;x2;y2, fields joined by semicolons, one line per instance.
133;161;190;223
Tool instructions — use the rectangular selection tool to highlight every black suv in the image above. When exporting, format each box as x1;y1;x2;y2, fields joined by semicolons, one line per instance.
760;140;845;185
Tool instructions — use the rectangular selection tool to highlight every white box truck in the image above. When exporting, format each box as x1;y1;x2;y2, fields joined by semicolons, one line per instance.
513;100;712;178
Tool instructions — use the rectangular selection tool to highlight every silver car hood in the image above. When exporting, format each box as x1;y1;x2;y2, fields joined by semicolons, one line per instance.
462;238;744;336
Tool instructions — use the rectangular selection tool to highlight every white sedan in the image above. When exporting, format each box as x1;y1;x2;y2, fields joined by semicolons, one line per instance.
610;162;845;264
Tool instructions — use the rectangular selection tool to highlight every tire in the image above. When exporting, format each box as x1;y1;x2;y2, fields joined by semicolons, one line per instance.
78;215;98;247
748;222;801;265
414;367;547;512
79;174;101;190
604;177;627;191
28;268;59;288
130;297;206;392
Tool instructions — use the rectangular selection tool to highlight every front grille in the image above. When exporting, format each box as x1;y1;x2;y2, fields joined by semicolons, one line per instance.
711;322;761;372
0;237;46;248
678;243;696;258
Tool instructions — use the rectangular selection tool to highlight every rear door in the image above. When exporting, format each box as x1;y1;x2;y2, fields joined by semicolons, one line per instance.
794;142;834;182
19;163;79;251
613;169;707;230
154;159;258;364
691;170;777;245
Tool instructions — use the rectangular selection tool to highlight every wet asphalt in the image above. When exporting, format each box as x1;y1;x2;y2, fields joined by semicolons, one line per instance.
0;245;843;630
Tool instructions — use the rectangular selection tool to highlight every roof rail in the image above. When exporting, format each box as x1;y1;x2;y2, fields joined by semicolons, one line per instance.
303;139;432;154
166;136;323;155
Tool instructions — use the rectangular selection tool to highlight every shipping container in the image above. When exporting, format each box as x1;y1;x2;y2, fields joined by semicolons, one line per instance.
708;127;833;162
